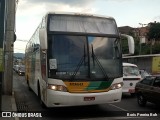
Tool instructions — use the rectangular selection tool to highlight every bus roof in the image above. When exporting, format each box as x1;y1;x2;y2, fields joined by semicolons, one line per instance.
45;12;118;35
44;11;115;20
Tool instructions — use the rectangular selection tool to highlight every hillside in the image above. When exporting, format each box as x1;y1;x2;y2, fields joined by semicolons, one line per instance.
14;53;25;59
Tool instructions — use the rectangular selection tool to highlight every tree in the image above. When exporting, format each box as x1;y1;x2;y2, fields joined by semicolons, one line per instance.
147;22;160;54
152;44;160;54
148;22;160;41
121;37;129;54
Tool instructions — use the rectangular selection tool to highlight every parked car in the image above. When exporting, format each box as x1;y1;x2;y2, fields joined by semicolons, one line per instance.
13;65;20;72
18;65;25;76
135;75;160;107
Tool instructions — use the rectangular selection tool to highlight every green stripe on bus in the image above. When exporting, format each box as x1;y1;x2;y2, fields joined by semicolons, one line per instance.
85;80;113;91
96;81;113;90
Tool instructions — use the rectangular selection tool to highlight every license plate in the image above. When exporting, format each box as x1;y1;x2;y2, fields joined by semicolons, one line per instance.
84;97;95;101
129;89;135;93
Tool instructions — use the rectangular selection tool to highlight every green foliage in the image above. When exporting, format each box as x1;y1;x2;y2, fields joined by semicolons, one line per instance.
134;41;160;55
148;23;160;40
134;22;160;55
152;44;160;54
134;38;140;55
140;43;150;54
121;37;129;54
121;24;160;55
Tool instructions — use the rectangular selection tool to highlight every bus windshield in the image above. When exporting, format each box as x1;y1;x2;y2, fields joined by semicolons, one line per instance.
48;35;122;80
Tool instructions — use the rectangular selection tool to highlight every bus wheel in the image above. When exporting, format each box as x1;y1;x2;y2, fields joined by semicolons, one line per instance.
38;82;46;109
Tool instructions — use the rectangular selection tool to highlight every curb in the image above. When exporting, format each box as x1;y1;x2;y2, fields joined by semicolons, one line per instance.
11;92;17;111
12;92;19;120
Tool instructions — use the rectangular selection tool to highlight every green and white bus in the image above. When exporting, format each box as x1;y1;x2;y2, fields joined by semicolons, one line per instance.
25;12;134;107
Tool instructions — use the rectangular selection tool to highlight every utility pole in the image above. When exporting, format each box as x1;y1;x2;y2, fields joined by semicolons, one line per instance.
0;0;6;110
139;23;147;55
3;0;16;95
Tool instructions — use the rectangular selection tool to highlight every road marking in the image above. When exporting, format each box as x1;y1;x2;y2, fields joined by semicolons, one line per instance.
109;104;129;112
77;116;144;120
110;116;144;119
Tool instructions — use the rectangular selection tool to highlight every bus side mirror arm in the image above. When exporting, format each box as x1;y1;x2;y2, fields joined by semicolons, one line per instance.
121;34;135;56
39;28;48;50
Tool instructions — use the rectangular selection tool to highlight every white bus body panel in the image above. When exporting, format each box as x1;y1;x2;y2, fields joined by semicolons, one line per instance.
47;88;122;107
44;77;122;107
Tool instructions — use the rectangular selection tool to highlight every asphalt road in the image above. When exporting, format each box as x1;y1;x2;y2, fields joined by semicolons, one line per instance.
13;71;160;120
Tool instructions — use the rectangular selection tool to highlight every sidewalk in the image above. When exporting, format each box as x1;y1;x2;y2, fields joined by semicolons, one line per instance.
1;92;19;120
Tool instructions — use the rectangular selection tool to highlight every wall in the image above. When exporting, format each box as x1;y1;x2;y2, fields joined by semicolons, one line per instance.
123;54;160;74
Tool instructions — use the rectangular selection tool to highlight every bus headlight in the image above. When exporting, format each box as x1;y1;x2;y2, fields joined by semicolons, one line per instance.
111;82;123;90
48;84;68;92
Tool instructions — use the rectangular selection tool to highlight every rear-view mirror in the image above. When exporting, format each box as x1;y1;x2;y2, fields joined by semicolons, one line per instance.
121;34;135;56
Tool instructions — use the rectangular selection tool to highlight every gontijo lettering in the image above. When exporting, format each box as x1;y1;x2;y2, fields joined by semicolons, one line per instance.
70;83;83;86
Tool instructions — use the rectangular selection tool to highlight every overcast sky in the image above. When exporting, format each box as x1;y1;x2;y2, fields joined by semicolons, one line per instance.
14;0;160;53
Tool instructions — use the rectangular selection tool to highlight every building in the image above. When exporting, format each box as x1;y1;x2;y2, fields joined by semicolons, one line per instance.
123;54;160;75
119;22;160;45
118;26;134;35
118;25;149;43
133;26;149;44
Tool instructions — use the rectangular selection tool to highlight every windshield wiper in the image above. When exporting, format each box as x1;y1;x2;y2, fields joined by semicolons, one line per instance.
91;44;109;81
70;45;86;80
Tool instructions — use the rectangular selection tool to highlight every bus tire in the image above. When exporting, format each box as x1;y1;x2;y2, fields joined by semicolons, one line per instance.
37;82;46;109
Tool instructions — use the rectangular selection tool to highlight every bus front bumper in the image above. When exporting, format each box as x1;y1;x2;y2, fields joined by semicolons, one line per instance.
46;88;122;107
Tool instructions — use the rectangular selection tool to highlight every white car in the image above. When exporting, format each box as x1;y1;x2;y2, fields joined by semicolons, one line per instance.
13;65;20;72
123;63;142;96
139;69;150;79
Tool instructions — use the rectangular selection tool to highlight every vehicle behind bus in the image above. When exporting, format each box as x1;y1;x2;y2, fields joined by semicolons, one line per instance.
123;63;141;96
